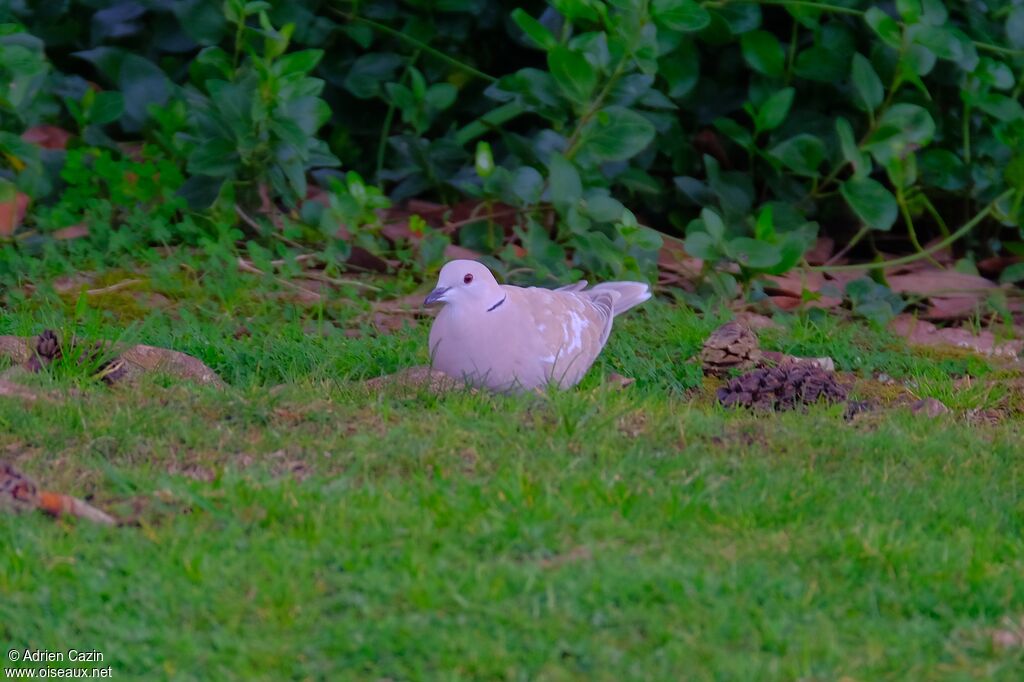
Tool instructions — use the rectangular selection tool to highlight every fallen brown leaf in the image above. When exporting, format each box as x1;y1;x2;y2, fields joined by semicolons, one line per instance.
22;125;72;150
764;271;843;309
804;237;834;265
886;268;996;321
733;312;780;330
0;190;29;237
977;256;1021;278
52;223;89;240
444;244;482;260
889;315;1023;358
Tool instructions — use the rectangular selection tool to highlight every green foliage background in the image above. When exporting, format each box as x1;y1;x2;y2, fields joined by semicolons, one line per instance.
1;0;1023;288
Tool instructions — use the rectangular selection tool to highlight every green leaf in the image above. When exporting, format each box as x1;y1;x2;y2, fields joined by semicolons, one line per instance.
846;278;905;326
976;93;1024;122
754;204;775;241
764;224;818;275
118;53;170;131
896;0;921;23
911;25;979;71
173;0;228;45
714;3;762;35
684;231;720;260
474;141;495;178
1000;262;1024;284
553;0;601;22
578;106;656;162
275;49;324;76
700;207;725;241
548;46;598;106
511;8;558;51
581;192;626;222
769;134;825;176
865;7;902;49
88;91;124;125
840;177;898;230
920;0;947;25
343;53;403;99
1009;6;1024;50
714;117;753;148
548;153;582;214
425;83;457;111
851;54;883;112
726;237;782;269
506;166;544;205
793;45;848;83
188;137;240;177
740;30;785;78
755;87;793;131
919;149;967;190
659;41;699;98
864;104;936;164
835;117;869;178
652;0;711;32
705;155;754;215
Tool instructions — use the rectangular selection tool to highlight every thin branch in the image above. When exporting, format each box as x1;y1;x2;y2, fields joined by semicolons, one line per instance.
812;191;1011;272
331;7;497;83
85;279;143;296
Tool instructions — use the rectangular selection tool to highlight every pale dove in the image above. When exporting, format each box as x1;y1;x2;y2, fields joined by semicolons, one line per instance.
424;260;651;392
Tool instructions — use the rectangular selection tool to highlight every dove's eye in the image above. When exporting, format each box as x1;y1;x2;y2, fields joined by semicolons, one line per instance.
463;274;474;284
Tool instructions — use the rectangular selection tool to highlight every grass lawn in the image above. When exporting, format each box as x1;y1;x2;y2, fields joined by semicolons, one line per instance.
1;261;1022;680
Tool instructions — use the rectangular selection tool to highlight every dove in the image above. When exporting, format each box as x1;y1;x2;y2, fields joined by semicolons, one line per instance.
424;260;650;392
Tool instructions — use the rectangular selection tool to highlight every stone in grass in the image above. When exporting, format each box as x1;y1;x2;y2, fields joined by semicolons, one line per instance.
909;397;950;418
717;363;848;411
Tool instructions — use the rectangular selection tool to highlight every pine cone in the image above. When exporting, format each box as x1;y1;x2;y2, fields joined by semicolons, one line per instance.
0;462;41;514
700;322;761;375
717;362;848;411
26;329;62;372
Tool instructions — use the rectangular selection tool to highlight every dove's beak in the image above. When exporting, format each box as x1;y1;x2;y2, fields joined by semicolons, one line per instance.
424;286;450;306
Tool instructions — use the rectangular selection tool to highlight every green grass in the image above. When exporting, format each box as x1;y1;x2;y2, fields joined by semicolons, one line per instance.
1;261;1023;680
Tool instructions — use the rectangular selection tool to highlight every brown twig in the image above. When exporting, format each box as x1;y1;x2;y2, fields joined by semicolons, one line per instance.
85;279;143;296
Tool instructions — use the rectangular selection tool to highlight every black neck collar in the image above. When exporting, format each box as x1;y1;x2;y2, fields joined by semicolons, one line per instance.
486;294;507;312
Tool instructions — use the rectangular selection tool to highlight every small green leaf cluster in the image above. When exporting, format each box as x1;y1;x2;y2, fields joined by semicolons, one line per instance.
177;2;339;211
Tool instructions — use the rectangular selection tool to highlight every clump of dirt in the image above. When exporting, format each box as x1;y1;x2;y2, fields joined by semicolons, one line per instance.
717;362;849;411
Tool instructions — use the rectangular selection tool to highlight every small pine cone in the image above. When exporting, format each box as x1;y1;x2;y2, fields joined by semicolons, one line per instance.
700;322;762;376
36;330;61;360
26;329;62;373
0;462;41;514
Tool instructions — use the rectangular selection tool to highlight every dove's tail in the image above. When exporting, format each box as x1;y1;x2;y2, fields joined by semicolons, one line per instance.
588;282;651;317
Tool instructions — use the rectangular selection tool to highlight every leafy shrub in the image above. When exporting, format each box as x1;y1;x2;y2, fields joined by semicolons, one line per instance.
0;0;1022;287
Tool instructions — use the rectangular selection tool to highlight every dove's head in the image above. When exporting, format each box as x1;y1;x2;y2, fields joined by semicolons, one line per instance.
424;260;503;309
